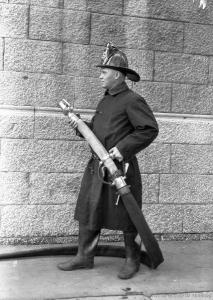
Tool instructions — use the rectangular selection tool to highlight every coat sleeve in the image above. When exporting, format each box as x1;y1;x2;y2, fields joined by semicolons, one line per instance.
116;95;159;161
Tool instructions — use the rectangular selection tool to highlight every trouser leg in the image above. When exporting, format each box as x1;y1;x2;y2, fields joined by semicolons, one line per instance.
57;224;100;271
118;231;141;279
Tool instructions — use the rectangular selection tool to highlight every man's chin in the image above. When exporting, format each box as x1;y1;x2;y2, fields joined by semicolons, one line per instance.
101;84;107;89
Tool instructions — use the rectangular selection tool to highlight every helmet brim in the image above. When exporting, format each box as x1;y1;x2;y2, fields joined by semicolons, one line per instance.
96;65;140;82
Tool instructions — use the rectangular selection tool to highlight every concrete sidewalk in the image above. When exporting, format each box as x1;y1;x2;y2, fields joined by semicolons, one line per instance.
0;241;212;300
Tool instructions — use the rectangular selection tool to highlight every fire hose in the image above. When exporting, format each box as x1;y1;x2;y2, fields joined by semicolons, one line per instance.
0;244;153;269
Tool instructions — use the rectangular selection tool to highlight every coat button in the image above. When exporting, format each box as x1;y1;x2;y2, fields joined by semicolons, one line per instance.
89;166;94;174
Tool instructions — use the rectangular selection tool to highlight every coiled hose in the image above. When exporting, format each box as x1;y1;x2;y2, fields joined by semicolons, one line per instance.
0;244;153;268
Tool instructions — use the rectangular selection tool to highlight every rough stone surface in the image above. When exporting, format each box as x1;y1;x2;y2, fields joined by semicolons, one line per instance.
141;174;159;203
0;3;28;38
161;233;201;241
62;10;90;44
183;205;213;233
29;172;82;205
172;84;213;114
91;14;184;52
9;0;29;3
29;6;62;41
152;292;213;300
0;236;79;245
0;109;34;138
35;74;75;107
134;81;172;112
201;233;213;240
4;39;62;73
0;38;3;70
124;49;154;81
0;139;35;172
64;0;87;10
184;23;213;55
208;57;213;84
155;52;209;84
0;139;90;172
124;0;191;21
124;0;213;24
137;143;171;174
30;6;90;44
157;118;213;144
34;113;78;140
0;71;36;106
0;204;77;237
0;72;74;107
143;204;183;233
74;76;103;109
87;0;123;15
12;0;61;5
171;145;213;174
30;0;63;7
63;43;103;77
159;174;213;204
0;172;30;204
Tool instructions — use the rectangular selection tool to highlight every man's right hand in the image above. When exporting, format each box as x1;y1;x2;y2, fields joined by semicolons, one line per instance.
109;147;123;162
69;119;78;129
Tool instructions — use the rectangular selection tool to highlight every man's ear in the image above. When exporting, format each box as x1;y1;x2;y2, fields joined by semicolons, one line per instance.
115;71;120;80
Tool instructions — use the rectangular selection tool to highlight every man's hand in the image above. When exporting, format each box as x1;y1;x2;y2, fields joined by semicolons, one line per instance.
68;119;78;129
68;113;81;129
109;147;123;162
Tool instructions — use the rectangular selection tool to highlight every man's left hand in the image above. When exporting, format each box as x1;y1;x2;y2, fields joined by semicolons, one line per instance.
109;147;123;162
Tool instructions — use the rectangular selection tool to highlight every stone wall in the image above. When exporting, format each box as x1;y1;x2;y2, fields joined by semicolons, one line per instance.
0;0;212;244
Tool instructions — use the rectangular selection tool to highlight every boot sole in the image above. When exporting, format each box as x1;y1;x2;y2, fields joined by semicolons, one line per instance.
57;264;94;271
117;265;140;280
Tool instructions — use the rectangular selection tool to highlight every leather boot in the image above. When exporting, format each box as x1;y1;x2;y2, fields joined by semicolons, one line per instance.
118;232;141;279
57;225;100;271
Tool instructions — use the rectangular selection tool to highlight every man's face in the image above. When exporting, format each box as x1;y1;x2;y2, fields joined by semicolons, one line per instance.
99;68;117;90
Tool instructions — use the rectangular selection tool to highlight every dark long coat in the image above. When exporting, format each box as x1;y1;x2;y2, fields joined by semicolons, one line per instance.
74;82;158;232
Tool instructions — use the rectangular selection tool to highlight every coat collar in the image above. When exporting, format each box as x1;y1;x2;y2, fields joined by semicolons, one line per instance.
105;81;129;96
